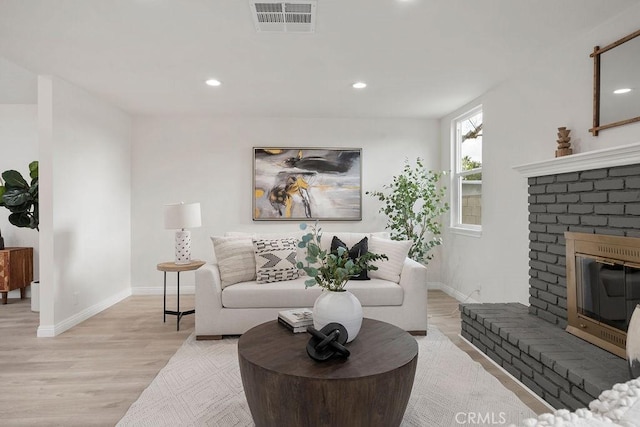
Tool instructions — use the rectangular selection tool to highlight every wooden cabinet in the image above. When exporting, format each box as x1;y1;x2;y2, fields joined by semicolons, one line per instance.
0;247;34;304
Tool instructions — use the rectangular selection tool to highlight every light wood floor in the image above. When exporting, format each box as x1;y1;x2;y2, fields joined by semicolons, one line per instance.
0;290;549;426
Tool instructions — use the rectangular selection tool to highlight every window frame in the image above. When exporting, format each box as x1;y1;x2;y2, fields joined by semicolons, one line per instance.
450;105;483;237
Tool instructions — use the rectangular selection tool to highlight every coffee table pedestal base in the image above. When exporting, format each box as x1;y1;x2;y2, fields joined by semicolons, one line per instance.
240;356;416;427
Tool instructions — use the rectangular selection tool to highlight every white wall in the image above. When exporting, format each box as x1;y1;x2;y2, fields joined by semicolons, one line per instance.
0;56;37;104
38;76;132;336
0;104;39;293
131;117;439;292
438;4;640;305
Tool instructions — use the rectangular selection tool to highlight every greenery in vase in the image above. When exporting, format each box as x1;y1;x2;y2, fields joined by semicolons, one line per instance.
0;161;39;231
296;222;387;292
366;157;448;264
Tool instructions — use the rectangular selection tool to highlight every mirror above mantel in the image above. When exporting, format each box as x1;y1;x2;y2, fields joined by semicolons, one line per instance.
590;28;640;136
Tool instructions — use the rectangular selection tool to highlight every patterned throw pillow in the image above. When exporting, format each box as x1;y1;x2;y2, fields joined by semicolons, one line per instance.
330;236;370;280
253;238;300;284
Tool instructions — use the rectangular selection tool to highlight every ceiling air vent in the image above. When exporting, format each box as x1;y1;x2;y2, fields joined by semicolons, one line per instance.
250;1;317;33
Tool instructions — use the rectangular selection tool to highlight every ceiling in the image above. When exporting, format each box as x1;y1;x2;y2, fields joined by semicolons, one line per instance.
0;0;638;119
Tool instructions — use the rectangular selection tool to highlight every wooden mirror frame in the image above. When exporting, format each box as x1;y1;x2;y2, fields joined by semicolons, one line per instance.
590;29;640;136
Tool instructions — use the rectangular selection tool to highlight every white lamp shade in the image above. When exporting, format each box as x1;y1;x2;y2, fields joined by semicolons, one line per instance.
164;202;202;230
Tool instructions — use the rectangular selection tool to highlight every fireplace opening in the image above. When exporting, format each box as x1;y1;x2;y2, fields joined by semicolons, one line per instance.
566;232;640;358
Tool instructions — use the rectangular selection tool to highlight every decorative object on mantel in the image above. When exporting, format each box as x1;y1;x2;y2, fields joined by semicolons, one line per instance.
296;221;387;342
555;127;573;157
627;304;640;379
306;322;350;361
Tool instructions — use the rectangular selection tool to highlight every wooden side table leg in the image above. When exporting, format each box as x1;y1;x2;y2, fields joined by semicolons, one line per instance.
20;287;26;300
2;292;7;304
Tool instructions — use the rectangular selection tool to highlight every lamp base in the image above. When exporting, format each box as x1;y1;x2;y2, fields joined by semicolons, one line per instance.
174;230;192;265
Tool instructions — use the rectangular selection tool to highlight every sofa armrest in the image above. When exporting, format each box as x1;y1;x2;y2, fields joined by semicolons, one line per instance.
195;263;223;308
398;257;428;302
398;258;427;290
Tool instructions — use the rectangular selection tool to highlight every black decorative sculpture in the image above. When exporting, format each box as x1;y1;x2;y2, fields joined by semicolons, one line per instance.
306;323;350;361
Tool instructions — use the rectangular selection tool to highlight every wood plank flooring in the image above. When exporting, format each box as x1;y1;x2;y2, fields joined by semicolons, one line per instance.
0;290;549;426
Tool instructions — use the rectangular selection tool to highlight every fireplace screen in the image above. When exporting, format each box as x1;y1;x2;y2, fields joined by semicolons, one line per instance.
575;256;640;333
566;232;640;358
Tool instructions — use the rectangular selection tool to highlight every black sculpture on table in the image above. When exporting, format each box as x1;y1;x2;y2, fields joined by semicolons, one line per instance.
306;323;350;361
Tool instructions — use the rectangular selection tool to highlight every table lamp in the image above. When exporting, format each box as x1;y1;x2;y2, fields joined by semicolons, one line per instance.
164;202;201;264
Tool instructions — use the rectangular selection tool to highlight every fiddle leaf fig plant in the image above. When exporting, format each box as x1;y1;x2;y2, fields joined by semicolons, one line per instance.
0;161;39;231
367;157;448;264
296;222;387;292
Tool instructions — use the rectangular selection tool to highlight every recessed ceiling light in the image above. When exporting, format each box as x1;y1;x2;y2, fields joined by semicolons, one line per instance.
205;79;221;87
613;88;632;94
352;82;367;89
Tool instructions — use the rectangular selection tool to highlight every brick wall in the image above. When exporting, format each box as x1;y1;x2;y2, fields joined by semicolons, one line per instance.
462;194;481;225
528;164;640;327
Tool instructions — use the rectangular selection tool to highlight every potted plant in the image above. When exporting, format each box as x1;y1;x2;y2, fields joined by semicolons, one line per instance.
0;161;39;230
0;161;39;311
296;222;387;342
367;157;448;264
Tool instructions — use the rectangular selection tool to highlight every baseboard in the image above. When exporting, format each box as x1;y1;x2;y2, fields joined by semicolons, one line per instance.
37;288;132;337
459;333;555;412
131;286;195;296
428;281;481;304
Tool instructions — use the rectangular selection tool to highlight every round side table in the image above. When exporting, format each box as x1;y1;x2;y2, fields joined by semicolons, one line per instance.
157;260;204;331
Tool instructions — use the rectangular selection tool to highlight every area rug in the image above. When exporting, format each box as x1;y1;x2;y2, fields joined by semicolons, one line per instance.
117;327;537;426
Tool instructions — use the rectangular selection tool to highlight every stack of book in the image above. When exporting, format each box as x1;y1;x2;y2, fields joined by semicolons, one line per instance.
278;308;313;333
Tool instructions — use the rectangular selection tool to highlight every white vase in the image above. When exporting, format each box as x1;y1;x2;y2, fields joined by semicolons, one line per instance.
31;280;40;312
312;290;363;343
628;304;640;379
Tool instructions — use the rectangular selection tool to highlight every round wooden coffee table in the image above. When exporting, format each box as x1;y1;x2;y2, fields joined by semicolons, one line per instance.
238;318;418;427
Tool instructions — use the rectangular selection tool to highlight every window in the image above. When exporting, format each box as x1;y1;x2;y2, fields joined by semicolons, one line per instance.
451;106;482;234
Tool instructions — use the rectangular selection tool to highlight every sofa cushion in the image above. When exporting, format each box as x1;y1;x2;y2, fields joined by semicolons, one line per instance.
221;277;404;308
211;236;256;288
253;237;300;283
368;236;413;283
227;231;307;268
330;236;369;280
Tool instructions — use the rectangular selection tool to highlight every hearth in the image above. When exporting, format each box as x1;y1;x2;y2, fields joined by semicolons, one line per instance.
565;232;640;358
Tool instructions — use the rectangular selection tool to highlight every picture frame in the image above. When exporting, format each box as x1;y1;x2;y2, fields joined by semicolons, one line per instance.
253;148;362;221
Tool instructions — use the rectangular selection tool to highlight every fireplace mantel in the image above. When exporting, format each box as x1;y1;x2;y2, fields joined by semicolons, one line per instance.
513;141;640;178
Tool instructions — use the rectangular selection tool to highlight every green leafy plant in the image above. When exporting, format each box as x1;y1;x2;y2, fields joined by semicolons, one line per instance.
366;157;448;264
462;156;482;181
0;161;39;231
296;222;387;292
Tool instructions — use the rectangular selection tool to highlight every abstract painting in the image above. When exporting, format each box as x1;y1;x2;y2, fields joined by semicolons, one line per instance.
253;148;362;221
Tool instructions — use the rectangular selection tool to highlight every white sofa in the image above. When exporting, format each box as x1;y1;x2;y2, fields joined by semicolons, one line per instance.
195;231;428;339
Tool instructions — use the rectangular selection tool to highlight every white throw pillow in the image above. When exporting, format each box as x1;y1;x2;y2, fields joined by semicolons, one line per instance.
368;236;413;283
211;236;256;288
253;238;300;284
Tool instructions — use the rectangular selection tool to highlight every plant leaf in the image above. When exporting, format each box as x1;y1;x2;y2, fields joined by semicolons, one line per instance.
29;161;38;181
1;170;28;189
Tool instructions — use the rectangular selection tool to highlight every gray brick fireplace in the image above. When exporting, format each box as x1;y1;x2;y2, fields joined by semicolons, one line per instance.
460;144;640;411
